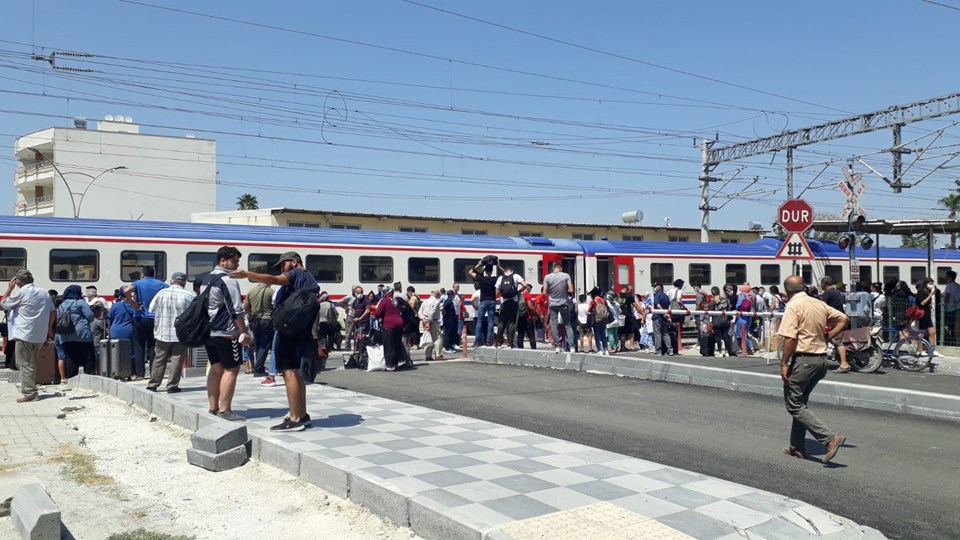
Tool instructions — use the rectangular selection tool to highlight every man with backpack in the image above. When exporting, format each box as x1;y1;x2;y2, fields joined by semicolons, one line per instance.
231;251;319;432
495;262;527;349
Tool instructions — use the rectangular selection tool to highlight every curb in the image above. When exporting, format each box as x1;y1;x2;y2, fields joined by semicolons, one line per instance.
469;349;960;422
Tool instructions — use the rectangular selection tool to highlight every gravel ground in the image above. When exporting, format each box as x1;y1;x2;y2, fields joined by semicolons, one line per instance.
0;389;421;540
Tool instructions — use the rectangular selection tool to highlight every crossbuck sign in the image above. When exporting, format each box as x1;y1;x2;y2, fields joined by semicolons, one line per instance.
839;166;866;220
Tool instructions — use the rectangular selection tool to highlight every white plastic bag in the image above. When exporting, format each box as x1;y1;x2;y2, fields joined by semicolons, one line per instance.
419;330;433;348
366;345;386;372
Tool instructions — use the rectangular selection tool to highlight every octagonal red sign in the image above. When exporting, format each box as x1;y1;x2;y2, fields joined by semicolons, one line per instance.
778;199;814;233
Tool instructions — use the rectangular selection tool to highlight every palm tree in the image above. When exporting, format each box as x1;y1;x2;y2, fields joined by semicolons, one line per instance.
938;179;960;248
236;193;259;210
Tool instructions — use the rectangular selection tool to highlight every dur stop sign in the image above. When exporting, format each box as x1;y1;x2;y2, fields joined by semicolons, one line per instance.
778;199;814;233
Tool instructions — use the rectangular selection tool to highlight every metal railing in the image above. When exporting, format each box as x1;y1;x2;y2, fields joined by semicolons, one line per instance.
14;160;55;181
14;195;54;213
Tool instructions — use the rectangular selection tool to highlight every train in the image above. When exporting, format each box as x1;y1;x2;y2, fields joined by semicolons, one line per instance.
0;216;957;305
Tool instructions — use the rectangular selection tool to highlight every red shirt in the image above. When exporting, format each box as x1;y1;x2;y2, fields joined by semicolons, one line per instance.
375;297;404;330
523;291;535;319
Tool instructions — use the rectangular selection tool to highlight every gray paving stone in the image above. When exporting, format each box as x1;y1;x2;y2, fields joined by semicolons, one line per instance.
363;451;419;466
482;494;558;521
191;423;248;455
299;452;349;499
659;509;740;540
172;403;199;432
647;486;721;510
350;471;409;527
490;474;557;494
567;479;635;501
439;442;490;455
567;463;630;480
11;483;60;540
104;378;119;397
418;488;473;508
499;458;554;474
132;387;153;412
150;395;174;423
186;445;248;472
409;496;482;540
731;492;801;516
426;454;486;470
259;438;301;476
413;470;478;488
376;438;427;451
115;381;134;404
643;467;704;486
746;516;818;540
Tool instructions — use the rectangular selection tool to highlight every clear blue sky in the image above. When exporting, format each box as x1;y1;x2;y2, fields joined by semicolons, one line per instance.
1;0;959;233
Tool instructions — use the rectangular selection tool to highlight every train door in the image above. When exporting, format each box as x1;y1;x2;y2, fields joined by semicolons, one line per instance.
612;256;634;292
596;257;613;294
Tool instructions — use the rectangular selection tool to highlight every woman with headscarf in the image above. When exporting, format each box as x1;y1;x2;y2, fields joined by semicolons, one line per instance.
605;292;621;353
375;288;405;371
57;285;96;379
710;286;734;357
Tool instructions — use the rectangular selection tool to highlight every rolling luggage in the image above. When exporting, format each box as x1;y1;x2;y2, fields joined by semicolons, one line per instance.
699;334;716;357
35;342;58;385
99;338;133;379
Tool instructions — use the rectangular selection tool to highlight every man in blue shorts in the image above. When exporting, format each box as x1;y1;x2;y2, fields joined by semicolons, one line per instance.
232;251;319;432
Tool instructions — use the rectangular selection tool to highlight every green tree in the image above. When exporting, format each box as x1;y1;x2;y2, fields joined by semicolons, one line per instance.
901;233;929;248
236;193;259;210
938;179;960;249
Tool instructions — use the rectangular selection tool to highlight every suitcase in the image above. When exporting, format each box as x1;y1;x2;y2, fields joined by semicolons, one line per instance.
99;339;133;379
699;334;716;357
35;342;58;385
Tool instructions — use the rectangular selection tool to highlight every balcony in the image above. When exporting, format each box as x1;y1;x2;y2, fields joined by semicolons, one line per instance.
15;195;54;216
14;160;55;186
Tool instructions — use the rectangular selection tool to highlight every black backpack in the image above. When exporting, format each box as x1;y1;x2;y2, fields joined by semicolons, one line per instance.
500;274;518;298
396;297;419;332
175;276;223;347
273;288;320;336
55;302;77;335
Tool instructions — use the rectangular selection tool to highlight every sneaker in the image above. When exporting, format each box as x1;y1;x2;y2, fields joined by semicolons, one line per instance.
933;350;943;358
270;418;305;432
283;413;312;427
166;386;182;394
146;386;158;392
260;375;276;386
209;409;218;416
217;410;246;422
555;347;562;353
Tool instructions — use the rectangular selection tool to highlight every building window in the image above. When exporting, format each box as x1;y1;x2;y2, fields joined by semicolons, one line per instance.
288;221;321;228
883;266;900;283
726;264;747;285
622;235;644;242
398;226;428;233
50;249;99;282
802;264;813;285
519;231;543;238
461;229;487;236
825;265;844;284
650;263;673;285
721;238;739;244
306;255;343;283
186;252;217;281
760;264;781;286
571;233;594;241
121;251;167;282
688;263;711;285
408;257;440;283
668;236;689;242
0;248;26;280
360;256;393;283
330;223;360;230
249;253;284;276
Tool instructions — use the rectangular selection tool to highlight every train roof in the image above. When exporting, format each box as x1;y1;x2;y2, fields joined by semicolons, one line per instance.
0;216;583;253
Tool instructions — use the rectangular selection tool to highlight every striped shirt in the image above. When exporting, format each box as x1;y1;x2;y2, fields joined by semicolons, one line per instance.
149;284;196;343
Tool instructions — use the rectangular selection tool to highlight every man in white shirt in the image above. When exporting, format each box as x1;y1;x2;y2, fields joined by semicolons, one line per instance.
2;270;55;402
84;286;111;310
494;263;527;348
147;272;196;393
418;289;445;361
943;271;960;345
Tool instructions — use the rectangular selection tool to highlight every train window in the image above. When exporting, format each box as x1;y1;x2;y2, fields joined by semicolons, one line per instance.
249;254;284;276
725;264;747;285
760;264;781;286
650;263;673;286
360;256;393;283
860;266;873;286
910;266;926;284
824;265;843;284
688;264;711;286
454;258;478;283
186;252;217;281
120;251;166;282
802;264;813;285
408;257;440;283
50;249;99;282
618;263;630;285
306;255;343;283
498;259;525;278
536;261;544;283
0;248;26;280
883;266;900;283
937;267;952;285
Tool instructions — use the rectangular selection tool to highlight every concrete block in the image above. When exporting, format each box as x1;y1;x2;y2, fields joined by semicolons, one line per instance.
350;471;409;527
104;378;119;398
186;445;248;472
249;435;261;461
300;452;349;499
172;403;199;432
115;382;134;404
409;496;482;540
132;388;153;413
259;438;301;476
196;412;218;430
87;376;104;394
151;396;174;423
11;483;61;540
191;423;248;455
518;352;551;369
903;392;960;420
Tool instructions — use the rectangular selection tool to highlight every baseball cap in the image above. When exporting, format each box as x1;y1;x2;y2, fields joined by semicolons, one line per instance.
171;272;187;282
274;251;302;268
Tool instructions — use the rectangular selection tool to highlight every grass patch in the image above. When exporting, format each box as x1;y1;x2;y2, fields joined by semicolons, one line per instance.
49;444;114;485
131;510;147;519
107;530;194;540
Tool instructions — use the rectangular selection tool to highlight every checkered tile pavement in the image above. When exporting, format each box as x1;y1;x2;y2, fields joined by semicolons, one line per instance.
146;376;871;539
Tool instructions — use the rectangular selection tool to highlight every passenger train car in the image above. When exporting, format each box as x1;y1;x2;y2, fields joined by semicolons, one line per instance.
0;216;958;305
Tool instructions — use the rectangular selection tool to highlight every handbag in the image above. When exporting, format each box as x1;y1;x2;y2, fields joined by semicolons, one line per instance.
419;330;433;348
905;305;925;320
841;327;871;352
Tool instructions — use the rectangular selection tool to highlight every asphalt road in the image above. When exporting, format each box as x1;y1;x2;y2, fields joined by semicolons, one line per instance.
318;360;960;540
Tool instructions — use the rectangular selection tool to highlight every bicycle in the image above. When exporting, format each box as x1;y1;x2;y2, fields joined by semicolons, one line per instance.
879;326;935;372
